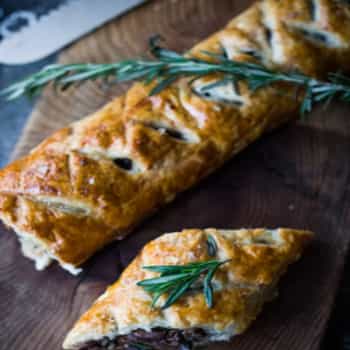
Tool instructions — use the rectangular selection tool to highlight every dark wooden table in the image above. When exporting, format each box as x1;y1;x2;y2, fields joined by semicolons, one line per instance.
0;1;349;349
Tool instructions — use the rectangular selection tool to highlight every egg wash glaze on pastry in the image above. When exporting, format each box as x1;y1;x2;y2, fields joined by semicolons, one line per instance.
0;0;348;272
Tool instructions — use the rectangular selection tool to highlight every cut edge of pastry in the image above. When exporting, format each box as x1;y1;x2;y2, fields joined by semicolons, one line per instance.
63;228;314;350
1;215;82;275
63;283;278;350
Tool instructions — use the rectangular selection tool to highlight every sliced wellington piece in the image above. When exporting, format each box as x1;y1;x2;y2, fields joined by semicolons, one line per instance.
63;228;314;349
0;0;348;273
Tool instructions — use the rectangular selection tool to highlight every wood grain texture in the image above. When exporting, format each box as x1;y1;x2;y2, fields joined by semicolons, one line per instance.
1;0;350;349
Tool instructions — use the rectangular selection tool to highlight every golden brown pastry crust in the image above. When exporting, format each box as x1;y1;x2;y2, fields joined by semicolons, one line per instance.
0;0;348;271
63;228;314;349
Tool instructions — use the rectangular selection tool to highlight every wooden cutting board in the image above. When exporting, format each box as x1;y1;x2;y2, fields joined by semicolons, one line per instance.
1;0;350;349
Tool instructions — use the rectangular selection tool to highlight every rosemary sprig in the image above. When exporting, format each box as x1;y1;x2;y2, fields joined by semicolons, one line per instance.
136;259;229;309
2;37;350;116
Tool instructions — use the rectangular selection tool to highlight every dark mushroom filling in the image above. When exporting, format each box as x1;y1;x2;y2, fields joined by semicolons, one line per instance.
82;327;208;350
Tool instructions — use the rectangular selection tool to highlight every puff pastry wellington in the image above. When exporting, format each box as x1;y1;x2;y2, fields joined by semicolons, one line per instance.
0;0;348;273
63;228;313;349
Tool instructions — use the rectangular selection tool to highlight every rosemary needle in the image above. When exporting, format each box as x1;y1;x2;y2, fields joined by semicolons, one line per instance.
206;234;218;257
129;342;154;350
2;37;350;117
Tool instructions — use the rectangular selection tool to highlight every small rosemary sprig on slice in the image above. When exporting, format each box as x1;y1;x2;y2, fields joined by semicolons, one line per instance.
137;259;229;309
2;36;350;116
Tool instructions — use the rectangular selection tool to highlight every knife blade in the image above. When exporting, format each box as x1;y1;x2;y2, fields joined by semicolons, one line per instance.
0;0;146;65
